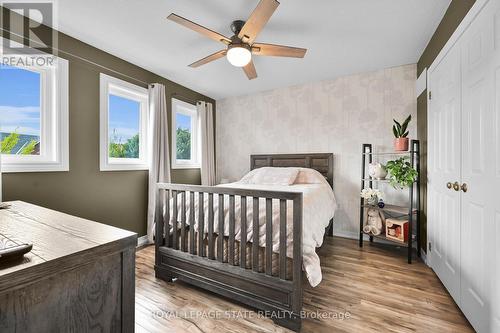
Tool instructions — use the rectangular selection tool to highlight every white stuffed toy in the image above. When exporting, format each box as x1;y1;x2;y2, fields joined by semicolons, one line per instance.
363;208;385;235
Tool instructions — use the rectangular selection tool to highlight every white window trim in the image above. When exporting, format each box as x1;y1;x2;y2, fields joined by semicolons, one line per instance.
99;73;149;171
171;98;200;169
0;54;69;173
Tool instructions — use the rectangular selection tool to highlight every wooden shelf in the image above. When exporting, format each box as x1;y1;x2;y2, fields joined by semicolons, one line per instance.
362;178;391;182
363;151;417;156
363;232;416;245
362;204;417;216
362;178;417;183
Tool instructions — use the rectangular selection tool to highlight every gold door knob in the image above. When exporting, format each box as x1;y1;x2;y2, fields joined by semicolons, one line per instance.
453;182;460;191
446;182;452;189
461;183;468;193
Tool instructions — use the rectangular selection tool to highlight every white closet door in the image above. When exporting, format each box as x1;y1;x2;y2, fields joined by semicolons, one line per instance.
490;2;500;332
460;1;496;331
428;43;462;301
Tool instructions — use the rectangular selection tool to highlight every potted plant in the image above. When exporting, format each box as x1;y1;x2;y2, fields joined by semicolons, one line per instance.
392;115;411;151
385;157;418;189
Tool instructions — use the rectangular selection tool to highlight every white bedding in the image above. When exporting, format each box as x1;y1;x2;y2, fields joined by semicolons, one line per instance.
165;168;337;287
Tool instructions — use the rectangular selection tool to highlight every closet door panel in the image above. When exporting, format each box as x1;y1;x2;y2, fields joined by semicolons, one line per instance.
492;5;500;332
495;210;500;333
460;2;495;331
428;44;461;301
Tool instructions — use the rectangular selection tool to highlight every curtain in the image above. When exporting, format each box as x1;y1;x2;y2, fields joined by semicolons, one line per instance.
198;101;216;186
147;83;171;243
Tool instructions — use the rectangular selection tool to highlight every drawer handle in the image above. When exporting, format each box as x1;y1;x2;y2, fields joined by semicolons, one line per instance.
453;182;460;191
446;182;452;189
461;183;468;193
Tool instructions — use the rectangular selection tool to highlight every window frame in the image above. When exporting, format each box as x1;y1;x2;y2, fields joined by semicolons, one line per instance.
99;73;149;171
171;98;200;169
0;54;69;173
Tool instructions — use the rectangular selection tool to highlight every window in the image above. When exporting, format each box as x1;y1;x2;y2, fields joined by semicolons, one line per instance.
99;73;148;171
0;65;40;156
172;98;200;169
0;56;69;173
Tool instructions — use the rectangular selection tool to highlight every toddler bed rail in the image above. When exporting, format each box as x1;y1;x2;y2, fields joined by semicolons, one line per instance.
154;183;304;331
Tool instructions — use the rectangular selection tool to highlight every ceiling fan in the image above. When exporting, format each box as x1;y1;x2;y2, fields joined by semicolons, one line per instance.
167;0;307;80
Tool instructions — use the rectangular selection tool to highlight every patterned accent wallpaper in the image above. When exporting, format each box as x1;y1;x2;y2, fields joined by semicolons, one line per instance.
216;64;417;237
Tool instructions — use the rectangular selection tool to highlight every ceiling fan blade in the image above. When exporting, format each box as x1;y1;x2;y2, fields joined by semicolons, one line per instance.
252;43;307;58
167;14;231;44
242;61;257;80
189;50;227;68
238;0;279;44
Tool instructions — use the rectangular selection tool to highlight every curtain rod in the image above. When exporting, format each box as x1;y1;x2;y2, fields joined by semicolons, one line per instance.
0;28;150;86
1;28;152;87
2;29;211;103
171;92;203;104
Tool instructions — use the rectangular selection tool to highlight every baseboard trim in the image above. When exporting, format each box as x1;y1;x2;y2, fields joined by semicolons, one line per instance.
333;230;393;244
420;250;428;266
137;235;151;247
332;230;359;240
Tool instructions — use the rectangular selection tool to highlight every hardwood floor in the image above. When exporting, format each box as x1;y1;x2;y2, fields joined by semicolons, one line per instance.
135;237;473;333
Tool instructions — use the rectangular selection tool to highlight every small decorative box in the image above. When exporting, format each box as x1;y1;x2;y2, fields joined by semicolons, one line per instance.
385;218;409;243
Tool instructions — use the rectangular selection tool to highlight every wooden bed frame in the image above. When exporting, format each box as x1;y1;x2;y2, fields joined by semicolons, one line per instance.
154;153;334;331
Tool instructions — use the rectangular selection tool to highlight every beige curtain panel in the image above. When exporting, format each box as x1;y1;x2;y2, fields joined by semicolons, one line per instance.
198;101;216;186
147;83;171;243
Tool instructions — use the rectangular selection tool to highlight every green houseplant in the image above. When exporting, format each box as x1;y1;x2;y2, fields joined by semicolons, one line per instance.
386;157;418;189
392;115;411;151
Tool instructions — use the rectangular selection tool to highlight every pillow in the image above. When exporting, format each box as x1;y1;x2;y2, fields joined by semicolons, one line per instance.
294;168;329;185
238;167;299;186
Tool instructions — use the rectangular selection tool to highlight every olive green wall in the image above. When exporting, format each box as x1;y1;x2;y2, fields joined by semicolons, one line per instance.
416;0;475;251
1;15;214;236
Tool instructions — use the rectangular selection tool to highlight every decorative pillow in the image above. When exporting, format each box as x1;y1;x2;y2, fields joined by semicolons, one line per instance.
238;167;299;186
238;168;260;183
294;168;329;184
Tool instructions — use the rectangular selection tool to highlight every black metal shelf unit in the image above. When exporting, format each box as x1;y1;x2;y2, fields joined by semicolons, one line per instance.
358;140;421;263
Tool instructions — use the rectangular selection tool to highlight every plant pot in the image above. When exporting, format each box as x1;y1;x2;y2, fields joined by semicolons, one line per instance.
368;163;388;180
394;137;409;151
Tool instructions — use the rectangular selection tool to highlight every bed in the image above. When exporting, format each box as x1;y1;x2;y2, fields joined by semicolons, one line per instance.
154;153;336;331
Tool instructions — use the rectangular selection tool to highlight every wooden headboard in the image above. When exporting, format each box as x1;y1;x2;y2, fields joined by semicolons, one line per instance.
250;153;334;187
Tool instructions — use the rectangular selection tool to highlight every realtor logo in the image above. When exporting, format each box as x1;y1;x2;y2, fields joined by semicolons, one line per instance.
1;1;56;55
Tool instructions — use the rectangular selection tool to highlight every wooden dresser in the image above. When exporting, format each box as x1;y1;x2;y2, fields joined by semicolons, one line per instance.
0;201;137;333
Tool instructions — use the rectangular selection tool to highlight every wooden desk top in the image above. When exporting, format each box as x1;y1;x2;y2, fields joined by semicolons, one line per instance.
0;201;137;292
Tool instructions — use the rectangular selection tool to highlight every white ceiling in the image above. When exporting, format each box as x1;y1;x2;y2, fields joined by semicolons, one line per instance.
55;0;451;100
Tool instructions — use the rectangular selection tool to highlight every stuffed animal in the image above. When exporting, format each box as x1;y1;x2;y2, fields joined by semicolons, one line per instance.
363;208;385;235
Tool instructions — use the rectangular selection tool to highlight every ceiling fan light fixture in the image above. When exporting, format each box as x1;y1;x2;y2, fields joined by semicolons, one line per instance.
226;44;251;67
168;0;307;80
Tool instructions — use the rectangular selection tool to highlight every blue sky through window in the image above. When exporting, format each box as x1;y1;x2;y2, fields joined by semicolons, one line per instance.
0;65;41;136
176;113;191;131
109;94;140;143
